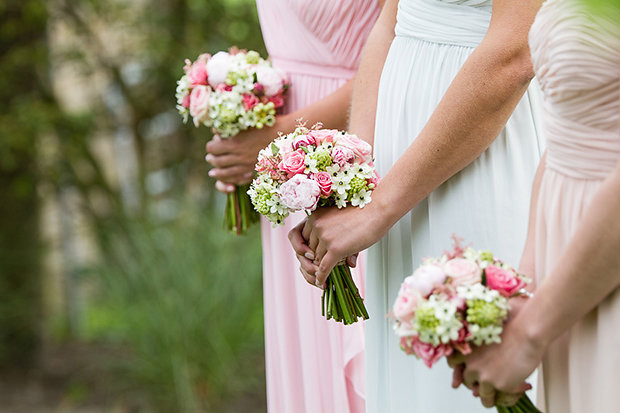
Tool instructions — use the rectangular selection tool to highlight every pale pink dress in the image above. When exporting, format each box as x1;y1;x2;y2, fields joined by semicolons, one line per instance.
529;1;620;411
255;2;380;412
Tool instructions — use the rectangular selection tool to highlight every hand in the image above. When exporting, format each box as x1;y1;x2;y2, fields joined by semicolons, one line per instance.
289;201;389;287
288;219;358;288
451;312;544;408
205;126;277;192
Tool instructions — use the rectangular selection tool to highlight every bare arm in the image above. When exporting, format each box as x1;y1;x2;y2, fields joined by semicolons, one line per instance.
348;0;397;144
305;0;545;279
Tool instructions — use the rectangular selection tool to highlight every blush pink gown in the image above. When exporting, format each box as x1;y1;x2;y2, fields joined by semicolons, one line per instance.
255;1;380;412
529;0;620;411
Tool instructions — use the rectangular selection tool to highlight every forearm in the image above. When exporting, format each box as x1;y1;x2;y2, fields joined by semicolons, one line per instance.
519;160;620;349
348;0;397;145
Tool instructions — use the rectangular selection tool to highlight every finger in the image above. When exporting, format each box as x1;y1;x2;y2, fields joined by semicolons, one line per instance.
215;180;235;193
205;134;231;155
451;363;465;389
316;251;340;285
314;242;328;267
478;382;496;408
446;352;465;368
298;263;317;286
496;392;522;407
301;219;312;243
463;368;479;390
346;253;358;268
511;381;532;395
205;153;240;168
209;166;254;183
308;231;320;253
288;222;314;257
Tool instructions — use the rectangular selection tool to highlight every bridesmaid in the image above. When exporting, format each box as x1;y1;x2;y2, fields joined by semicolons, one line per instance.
205;1;381;412
290;0;545;411
453;1;620;411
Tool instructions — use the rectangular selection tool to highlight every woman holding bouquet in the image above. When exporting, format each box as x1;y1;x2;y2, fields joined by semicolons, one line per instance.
290;0;545;411
205;1;382;412
450;1;620;411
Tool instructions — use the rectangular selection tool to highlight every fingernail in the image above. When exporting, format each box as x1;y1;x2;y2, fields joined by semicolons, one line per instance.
205;154;213;162
315;280;323;289
304;252;314;260
208;170;215;177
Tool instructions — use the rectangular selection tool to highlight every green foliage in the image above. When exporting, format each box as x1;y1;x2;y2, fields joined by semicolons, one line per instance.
90;205;265;412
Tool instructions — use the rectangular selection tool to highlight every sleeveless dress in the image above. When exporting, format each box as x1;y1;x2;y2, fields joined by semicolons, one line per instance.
529;1;620;412
366;1;545;412
255;2;380;412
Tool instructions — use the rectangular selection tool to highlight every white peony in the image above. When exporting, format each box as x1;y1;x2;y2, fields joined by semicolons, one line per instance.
206;51;232;87
255;65;284;96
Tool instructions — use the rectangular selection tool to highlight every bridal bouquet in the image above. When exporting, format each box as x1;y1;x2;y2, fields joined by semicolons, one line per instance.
248;124;379;324
176;48;289;234
392;238;540;413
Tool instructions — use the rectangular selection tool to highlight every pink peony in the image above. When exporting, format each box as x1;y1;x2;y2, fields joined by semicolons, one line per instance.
409;337;453;368
393;284;422;323
181;93;191;109
331;146;354;167
279;175;321;211
242;93;259;111
311;172;332;197
308;129;338;145
444;258;482;287
336;134;373;164
278;149;306;176
189;85;210;127
292;134;316;151
405;264;447;297
485;265;526;297
188;56;209;86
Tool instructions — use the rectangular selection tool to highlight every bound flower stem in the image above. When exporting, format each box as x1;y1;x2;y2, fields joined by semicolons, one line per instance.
225;184;260;235
497;394;542;413
322;264;369;325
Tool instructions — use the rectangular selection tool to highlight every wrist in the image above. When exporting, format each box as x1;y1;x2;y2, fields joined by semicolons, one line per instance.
513;301;551;355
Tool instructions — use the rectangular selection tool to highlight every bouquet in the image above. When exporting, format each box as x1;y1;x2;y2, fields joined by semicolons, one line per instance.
248;123;379;324
176;48;289;235
392;237;540;413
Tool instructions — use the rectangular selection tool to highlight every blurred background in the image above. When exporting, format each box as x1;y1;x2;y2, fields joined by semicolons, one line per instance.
0;0;267;411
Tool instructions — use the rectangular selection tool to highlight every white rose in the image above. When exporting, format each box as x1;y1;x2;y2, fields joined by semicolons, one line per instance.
206;52;232;87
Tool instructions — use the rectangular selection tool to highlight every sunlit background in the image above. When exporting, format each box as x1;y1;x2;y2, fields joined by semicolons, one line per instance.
0;0;268;411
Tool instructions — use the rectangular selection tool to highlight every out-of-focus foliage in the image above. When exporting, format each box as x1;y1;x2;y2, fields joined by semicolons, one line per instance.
91;208;264;412
581;0;620;18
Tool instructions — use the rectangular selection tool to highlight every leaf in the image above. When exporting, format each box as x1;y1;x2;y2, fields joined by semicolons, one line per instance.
270;142;279;156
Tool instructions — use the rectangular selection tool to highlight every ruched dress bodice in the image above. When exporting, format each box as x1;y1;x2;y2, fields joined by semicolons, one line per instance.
528;1;620;412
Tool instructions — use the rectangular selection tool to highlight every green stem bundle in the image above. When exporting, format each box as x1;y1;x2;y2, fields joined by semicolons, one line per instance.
225;184;260;235
497;394;542;413
321;264;369;325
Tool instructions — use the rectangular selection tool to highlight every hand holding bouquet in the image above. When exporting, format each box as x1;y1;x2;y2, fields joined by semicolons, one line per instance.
249;123;379;324
392;237;541;412
176;48;289;234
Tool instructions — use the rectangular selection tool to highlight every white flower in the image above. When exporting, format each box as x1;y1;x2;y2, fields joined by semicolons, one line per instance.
334;193;347;208
267;195;288;216
470;325;503;346
326;164;340;176
350;189;372;208
206;51;233;87
304;156;319;174
352;163;374;179
255;65;285;96
332;172;352;195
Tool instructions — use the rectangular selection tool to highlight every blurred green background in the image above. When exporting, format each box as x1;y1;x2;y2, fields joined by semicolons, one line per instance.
0;0;267;411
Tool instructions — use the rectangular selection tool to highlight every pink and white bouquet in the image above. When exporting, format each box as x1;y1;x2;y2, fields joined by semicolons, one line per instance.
392;238;540;412
249;124;378;324
176;48;289;235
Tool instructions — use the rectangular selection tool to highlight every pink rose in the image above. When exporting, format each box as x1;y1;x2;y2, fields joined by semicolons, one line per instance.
308;129;338;145
393;284;422;323
485;265;526;297
253;83;264;95
188;56;209;86
216;84;233;92
242;93;259;111
405;264;447;297
189;85;210;127
335;134;373;164
444;258;482;287
266;94;285;109
181;93;190;109
331;146;354;167
292;134;316;151
368;172;380;187
312;172;332;197
279;175;321;211
451;327;472;355
278;149;306;176
410;337;453;368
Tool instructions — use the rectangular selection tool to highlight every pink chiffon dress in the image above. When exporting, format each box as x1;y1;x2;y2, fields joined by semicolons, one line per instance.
254;2;380;412
529;1;620;411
